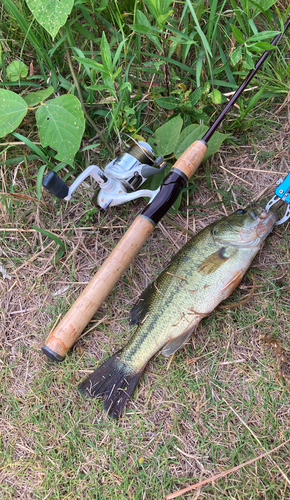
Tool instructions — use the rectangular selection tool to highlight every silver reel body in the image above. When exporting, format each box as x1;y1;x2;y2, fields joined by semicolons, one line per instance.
42;140;167;210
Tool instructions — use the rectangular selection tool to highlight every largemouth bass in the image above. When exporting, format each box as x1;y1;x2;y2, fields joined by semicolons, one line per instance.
78;205;278;418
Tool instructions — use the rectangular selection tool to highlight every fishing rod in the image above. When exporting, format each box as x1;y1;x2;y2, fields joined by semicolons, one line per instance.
42;18;290;362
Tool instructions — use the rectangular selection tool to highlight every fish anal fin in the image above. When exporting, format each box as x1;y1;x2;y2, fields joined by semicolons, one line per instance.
221;269;243;294
198;247;230;275
129;282;154;325
162;326;195;357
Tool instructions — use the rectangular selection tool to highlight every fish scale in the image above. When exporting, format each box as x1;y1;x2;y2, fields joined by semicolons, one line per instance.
78;206;278;418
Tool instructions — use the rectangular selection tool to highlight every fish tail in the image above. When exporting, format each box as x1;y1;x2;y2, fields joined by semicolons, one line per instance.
78;351;144;419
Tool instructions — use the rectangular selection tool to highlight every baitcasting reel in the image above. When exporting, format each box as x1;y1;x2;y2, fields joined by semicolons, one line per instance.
42;140;167;210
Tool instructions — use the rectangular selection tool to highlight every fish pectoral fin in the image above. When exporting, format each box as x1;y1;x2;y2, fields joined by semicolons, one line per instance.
162;327;195;357
198;246;233;274
129;282;154;325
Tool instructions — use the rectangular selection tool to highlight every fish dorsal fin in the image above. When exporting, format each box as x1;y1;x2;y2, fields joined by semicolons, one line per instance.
162;326;195;357
129;282;154;325
198;246;230;275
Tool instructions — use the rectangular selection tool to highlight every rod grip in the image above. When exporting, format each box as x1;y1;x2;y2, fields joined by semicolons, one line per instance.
174;140;208;179
42;216;155;360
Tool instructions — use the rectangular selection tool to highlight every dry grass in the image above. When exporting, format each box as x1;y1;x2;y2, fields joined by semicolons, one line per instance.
1;106;290;499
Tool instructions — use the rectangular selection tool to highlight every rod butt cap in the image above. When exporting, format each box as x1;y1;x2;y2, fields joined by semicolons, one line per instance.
42;345;65;362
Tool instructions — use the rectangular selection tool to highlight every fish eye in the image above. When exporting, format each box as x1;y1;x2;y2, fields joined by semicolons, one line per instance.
235;209;246;215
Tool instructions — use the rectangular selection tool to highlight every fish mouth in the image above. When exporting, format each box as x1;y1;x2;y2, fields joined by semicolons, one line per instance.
254;210;279;239
216;209;278;248
239;209;278;244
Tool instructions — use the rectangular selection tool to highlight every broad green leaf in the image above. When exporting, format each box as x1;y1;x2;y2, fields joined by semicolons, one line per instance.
24;86;55;106
143;0;159;19
7;60;28;81
73;56;111;77
174;124;228;160
248;42;276;52
247;31;280;42
135;10;163;51
244;49;255;69
157;11;173;26
189;88;202;106
204;131;229;160
25;0;74;39
2;0;58;87
175;124;208;158
231;25;245;44
230;46;242;66
36;95;85;166
148;114;183;156
130;24;153;35
239;0;277;17
95;0;108;11
249;18;258;35
0;89;28;138
209;89;222;104
88;83;115;92
101;31;112;71
155;96;180;109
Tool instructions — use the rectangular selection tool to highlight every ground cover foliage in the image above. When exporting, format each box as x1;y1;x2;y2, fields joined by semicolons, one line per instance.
1;0;290;498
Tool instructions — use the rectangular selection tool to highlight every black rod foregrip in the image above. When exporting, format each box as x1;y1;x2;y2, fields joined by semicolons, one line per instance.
141;170;187;224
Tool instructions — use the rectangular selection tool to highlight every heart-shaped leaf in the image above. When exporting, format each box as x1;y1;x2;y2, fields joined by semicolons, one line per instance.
0;89;28;138
36;95;85;165
7;60;28;81
25;0;74;39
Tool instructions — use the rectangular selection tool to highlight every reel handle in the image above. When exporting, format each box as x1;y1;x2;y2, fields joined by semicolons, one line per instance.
42;171;69;199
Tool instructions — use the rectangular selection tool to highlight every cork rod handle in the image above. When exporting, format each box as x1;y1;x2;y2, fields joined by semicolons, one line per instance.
43;216;155;361
174;140;207;178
